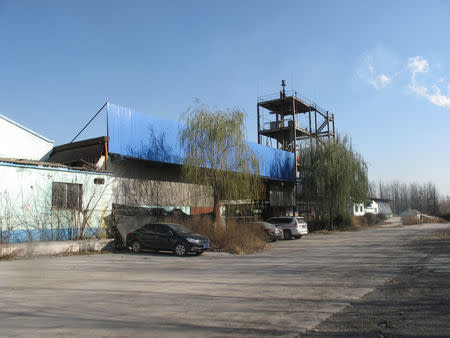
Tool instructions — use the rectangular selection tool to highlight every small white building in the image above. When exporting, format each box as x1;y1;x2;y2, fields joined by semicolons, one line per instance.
0;159;113;243
348;202;365;216
348;198;393;217
365;200;379;214
0;114;54;161
0;115;113;244
368;198;393;217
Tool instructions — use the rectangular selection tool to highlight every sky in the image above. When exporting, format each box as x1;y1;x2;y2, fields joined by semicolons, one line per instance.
1;0;449;195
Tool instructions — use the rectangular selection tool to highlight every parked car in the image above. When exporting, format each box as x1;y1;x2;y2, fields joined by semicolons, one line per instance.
255;222;283;242
265;216;308;240
125;223;210;256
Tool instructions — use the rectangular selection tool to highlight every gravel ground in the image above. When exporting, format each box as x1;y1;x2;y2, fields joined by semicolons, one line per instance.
0;223;449;337
301;231;450;337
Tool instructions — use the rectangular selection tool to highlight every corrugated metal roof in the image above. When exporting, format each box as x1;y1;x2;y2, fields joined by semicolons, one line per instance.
0;158;110;174
106;103;296;182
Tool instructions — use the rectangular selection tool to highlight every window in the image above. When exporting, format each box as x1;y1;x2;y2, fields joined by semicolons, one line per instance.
52;182;82;210
94;178;105;185
360;206;363;212
155;224;172;235
355;206;358;213
142;224;157;233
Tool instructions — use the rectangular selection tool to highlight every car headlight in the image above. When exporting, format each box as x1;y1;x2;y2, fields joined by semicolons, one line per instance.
186;238;201;244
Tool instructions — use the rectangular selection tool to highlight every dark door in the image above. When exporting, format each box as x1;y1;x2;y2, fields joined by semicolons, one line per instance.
140;224;159;249
154;224;174;250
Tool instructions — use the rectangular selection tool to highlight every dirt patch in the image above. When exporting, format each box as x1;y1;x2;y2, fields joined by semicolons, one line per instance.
300;233;450;337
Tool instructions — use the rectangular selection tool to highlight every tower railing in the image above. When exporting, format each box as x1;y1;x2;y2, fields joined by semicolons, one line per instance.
257;90;329;117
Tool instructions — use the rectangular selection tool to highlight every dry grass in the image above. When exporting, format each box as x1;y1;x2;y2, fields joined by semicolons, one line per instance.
401;216;423;225
168;216;268;254
434;231;450;239
350;216;368;228
402;215;448;225
422;216;448;224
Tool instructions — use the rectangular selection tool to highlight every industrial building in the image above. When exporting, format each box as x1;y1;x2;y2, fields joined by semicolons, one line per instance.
1;84;337;242
50;103;297;223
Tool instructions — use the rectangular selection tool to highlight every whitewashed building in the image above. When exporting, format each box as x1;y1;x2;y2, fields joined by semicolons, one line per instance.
0;114;54;161
364;200;379;214
0;115;113;243
348;202;365;216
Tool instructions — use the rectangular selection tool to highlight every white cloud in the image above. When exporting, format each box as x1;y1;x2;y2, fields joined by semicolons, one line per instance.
359;59;392;90
376;74;391;88
357;48;395;90
408;56;450;109
368;73;391;90
408;56;429;79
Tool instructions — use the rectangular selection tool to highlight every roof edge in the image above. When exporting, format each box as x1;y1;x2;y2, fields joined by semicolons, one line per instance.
0;114;54;143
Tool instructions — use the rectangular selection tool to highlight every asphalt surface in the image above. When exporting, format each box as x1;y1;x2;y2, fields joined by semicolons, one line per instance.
0;223;449;337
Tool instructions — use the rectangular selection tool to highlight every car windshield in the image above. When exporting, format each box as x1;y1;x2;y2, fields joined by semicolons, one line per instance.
168;224;194;234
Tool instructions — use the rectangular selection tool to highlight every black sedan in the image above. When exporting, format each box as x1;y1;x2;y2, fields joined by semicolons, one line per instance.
126;223;210;256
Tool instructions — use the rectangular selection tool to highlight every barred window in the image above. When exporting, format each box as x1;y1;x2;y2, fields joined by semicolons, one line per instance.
52;182;82;210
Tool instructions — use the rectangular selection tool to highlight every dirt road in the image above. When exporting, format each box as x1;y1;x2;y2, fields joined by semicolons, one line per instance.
302;229;450;337
0;223;449;337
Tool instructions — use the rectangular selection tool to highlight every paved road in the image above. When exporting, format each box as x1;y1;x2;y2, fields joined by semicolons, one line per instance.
0;223;449;337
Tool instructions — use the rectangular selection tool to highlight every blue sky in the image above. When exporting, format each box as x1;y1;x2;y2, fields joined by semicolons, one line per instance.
1;0;449;195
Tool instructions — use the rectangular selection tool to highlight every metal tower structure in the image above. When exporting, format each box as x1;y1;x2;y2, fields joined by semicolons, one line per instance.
257;81;336;180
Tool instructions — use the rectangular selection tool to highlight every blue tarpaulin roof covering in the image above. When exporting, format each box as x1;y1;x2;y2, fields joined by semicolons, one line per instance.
107;103;295;182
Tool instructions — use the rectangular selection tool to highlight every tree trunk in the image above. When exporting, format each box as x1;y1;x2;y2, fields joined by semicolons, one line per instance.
213;198;221;230
330;209;334;231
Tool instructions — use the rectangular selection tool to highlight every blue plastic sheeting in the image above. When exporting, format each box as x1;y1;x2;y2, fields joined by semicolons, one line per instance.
2;228;101;244
249;142;295;182
107;103;295;182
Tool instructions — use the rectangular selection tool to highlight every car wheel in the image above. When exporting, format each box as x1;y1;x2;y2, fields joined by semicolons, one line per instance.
283;230;292;240
114;238;125;251
131;241;142;253
174;243;187;256
294;235;302;239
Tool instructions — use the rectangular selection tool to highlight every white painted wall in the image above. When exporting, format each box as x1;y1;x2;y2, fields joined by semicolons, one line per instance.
348;202;365;216
0;162;113;237
0;114;54;161
365;200;379;214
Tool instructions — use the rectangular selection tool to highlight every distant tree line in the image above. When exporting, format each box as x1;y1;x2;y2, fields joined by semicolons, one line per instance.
369;181;440;215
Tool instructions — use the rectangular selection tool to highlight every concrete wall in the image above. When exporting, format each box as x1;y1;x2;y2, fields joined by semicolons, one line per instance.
113;177;213;209
0;114;54;161
269;185;295;207
109;156;296;212
0;162;113;243
110;156;213;209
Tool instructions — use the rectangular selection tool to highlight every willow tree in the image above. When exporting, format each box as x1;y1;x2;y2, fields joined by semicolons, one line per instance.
179;103;261;225
298;135;368;230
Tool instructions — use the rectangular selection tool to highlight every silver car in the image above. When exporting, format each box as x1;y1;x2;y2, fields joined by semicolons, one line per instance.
265;216;308;240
